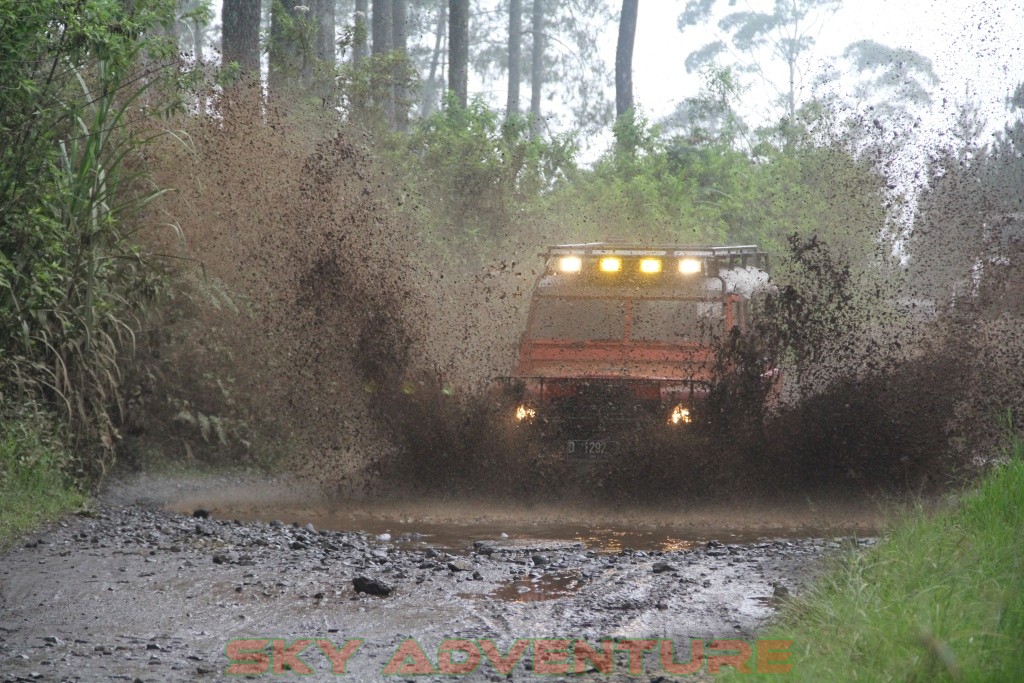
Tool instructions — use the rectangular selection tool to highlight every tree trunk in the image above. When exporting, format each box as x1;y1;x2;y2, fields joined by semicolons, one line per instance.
422;1;447;117
529;0;543;136
371;0;392;55
615;0;638;119
392;0;408;129
222;0;261;77
192;20;203;62
315;0;335;65
506;0;522;118
269;0;301;95
353;0;369;64
448;0;469;108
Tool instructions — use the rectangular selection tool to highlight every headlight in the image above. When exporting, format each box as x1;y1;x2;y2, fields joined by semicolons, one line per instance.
679;258;701;274
558;256;582;273
639;258;662;274
668;404;692;425
599;257;622;273
515;404;537;422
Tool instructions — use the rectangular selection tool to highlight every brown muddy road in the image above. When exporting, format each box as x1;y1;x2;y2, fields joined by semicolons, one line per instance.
0;474;878;682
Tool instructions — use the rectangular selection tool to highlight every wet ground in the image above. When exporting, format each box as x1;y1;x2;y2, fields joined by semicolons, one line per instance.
0;473;878;682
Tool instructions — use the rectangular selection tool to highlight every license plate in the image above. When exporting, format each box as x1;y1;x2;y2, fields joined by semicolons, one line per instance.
567;439;616;456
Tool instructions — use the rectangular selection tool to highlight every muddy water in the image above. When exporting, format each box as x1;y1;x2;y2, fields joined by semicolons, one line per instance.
140;474;879;553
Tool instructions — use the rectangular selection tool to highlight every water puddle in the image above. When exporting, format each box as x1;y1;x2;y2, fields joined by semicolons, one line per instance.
464;570;585;603
156;477;877;553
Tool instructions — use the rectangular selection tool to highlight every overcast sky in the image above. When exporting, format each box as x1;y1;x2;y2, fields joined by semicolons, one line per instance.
632;0;1024;137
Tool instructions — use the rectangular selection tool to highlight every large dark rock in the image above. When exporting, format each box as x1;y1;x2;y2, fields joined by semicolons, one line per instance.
352;576;393;596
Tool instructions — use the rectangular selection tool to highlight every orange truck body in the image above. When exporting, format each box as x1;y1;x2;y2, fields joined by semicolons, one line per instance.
500;243;770;429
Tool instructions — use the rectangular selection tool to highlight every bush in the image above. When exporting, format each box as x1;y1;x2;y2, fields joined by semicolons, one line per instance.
0;409;86;547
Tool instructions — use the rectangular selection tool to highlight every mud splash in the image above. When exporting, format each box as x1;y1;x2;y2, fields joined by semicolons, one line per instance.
133;100;1024;509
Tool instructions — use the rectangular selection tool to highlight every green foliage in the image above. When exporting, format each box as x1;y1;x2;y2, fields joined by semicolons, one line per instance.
0;0;179;477
538;106;886;258
268;0;320;88
336;50;420;131
0;407;86;547
399;95;577;250
725;428;1024;682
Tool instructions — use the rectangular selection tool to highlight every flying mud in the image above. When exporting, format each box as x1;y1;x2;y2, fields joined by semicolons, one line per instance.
124;108;1023;505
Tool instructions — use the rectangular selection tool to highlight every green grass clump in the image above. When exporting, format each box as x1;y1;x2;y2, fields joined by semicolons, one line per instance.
731;433;1024;682
0;415;87;548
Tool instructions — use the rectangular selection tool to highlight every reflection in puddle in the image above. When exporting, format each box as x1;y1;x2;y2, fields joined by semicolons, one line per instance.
574;530;699;554
164;491;875;553
486;570;584;602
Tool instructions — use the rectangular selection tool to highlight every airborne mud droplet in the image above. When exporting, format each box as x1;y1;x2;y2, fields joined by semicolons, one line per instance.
134;100;1024;510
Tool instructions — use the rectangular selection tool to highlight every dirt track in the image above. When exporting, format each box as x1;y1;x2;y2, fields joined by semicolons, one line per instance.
0;475;876;682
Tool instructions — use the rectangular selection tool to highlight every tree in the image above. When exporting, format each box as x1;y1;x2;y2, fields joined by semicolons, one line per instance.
529;0;543;135
392;0;408;129
371;0;393;55
269;0;320;93
468;0;613;137
313;0;336;64
661;66;749;148
449;0;469;108
222;0;261;77
506;0;523;118
421;1;446;116
678;0;842;124
615;0;638;119
175;0;213;62
353;0;369;64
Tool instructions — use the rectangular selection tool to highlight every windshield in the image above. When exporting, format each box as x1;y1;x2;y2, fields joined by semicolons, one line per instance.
527;297;723;342
632;300;724;342
528;298;625;341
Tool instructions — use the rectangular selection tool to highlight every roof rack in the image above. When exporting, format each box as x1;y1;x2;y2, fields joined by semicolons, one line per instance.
544;243;768;270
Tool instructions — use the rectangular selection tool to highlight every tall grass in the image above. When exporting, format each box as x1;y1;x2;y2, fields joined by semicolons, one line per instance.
729;429;1024;682
0;411;86;548
0;1;180;478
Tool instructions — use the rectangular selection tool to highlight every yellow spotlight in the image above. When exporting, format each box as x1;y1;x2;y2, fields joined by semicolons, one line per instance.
639;258;662;274
558;256;582;273
515;404;537;422
668;404;692;425
679;258;701;274
599;257;622;273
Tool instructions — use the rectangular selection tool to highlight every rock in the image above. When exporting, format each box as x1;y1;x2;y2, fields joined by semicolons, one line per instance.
531;554;550;567
424;548;439;558
290;541;307;551
376;533;391;542
447;560;472;572
352;576;393;596
706;539;724;548
212;554;230;565
43;636;62;645
192;509;210;519
304;523;316;534
652;562;674;574
472;571;483;580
